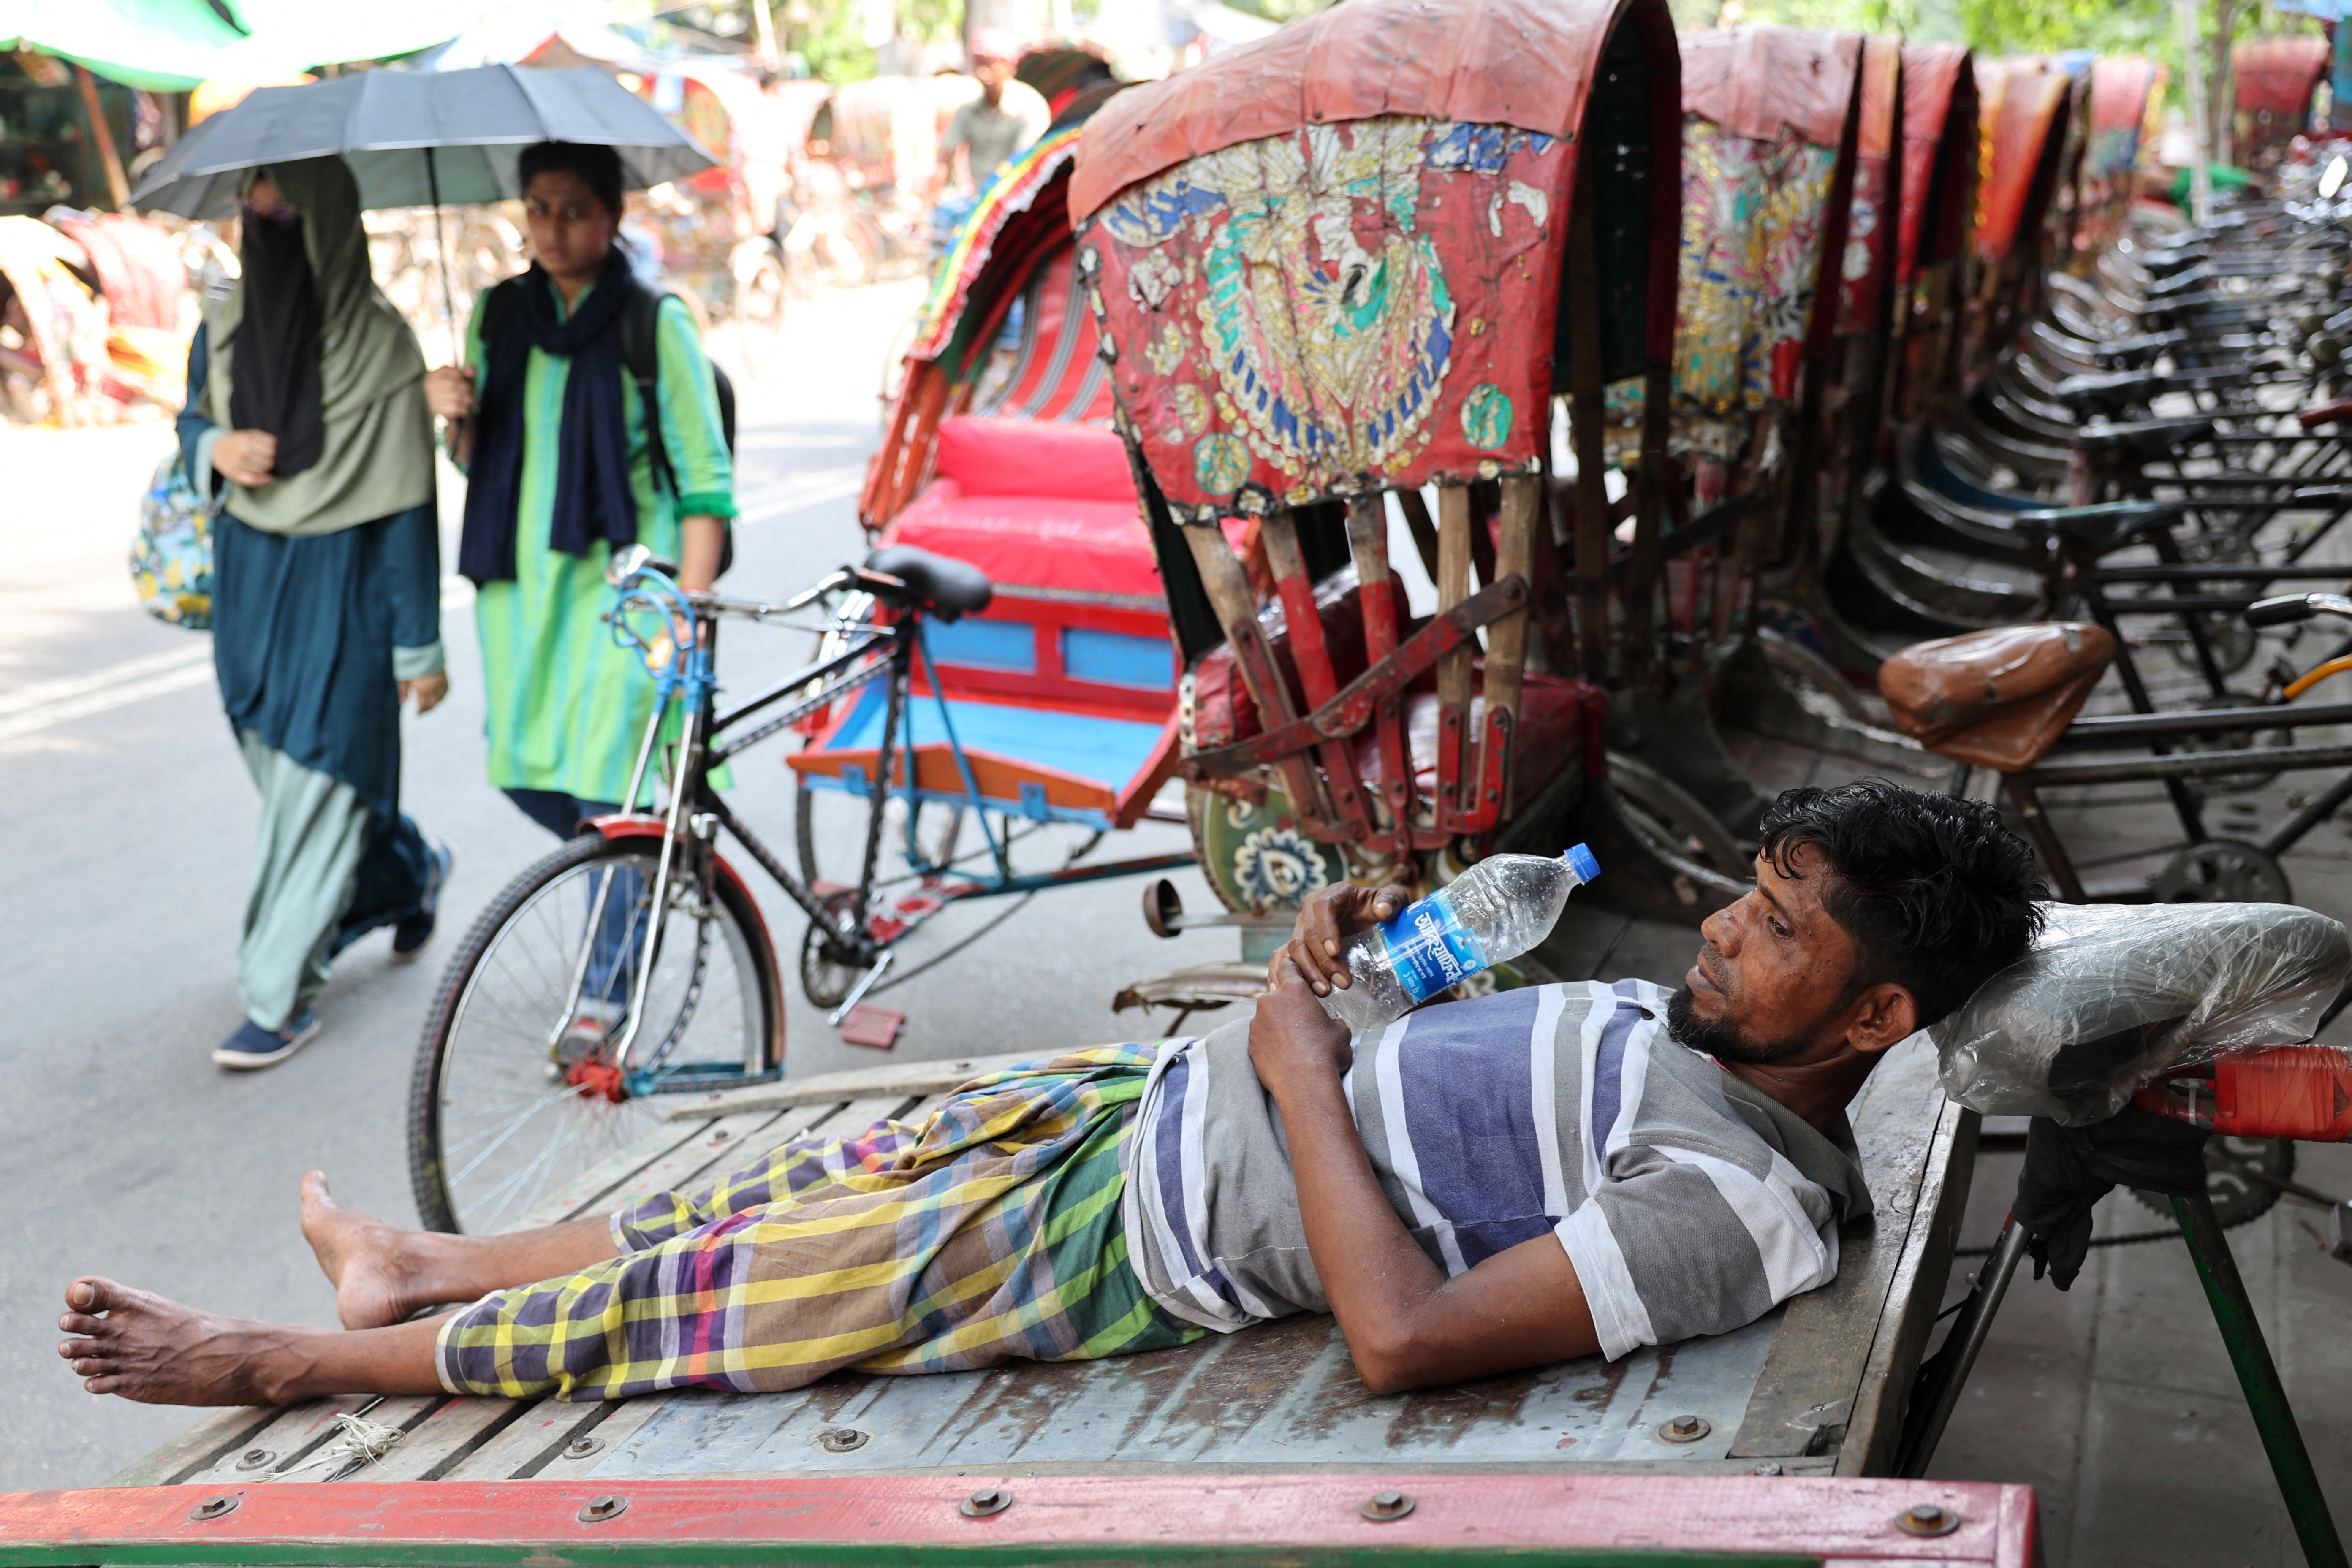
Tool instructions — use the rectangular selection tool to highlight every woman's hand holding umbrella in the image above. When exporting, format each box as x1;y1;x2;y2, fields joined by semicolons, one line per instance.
426;366;478;468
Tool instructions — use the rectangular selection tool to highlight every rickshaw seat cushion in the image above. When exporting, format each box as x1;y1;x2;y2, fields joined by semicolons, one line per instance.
885;485;1162;601
2072;418;2212;460
866;545;994;620
934;416;1133;501
1878;622;2117;772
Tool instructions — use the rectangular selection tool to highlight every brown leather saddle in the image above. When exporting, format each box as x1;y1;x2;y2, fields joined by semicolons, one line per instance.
1878;623;2117;772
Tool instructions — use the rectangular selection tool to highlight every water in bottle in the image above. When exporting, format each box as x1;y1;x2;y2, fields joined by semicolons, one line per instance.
1316;844;1601;1033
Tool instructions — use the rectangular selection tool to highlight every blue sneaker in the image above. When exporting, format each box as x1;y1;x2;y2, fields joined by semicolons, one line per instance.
214;1007;321;1071
391;840;454;963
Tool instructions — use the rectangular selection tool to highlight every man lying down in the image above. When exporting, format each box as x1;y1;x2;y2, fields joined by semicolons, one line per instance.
61;779;2042;1406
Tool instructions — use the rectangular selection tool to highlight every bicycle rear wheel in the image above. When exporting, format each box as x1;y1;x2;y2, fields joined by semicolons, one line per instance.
408;832;780;1234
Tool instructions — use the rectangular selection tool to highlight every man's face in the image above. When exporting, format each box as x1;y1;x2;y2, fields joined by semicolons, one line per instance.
1668;846;1863;1065
974;55;1013;98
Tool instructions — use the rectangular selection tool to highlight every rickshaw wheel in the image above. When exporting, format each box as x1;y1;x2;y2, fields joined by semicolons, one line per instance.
800;887;870;1010
2132;1137;2294;1229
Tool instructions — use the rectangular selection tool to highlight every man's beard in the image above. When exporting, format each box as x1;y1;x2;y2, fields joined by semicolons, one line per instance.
1665;985;1810;1066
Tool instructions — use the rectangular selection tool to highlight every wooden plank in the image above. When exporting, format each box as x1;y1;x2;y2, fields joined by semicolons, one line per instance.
505;1118;710;1232
1838;1099;1979;1477
525;1391;681;1479
347;1400;524;1484
435;1397;610;1483
0;1473;2042;1563
266;1395;447;1484
179;1395;445;1488
1726;1035;1951;1462
103;1406;276;1488
660;1051;1036;1120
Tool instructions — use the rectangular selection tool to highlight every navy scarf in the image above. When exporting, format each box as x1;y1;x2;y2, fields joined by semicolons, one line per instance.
458;253;642;583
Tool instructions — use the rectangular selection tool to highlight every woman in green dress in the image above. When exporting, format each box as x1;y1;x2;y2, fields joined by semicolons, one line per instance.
426;141;734;1036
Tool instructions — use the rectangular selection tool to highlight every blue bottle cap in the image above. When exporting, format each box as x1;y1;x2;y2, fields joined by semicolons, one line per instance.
1564;843;1600;883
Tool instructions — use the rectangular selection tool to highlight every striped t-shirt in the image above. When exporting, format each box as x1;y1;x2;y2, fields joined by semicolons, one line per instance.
1120;979;1871;1361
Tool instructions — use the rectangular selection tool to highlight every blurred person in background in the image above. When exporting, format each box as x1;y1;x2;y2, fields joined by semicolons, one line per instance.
424;141;733;1047
932;30;1050;201
177;157;451;1072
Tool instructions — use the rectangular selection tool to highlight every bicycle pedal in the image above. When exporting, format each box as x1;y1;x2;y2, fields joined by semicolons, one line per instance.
839;1004;904;1050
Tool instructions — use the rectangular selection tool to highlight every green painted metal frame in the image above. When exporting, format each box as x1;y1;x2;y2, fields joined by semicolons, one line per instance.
2170;1191;2349;1568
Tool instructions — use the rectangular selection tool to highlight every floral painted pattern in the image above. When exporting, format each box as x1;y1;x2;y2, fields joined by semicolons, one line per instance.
1670;118;1840;419
1088;116;1569;515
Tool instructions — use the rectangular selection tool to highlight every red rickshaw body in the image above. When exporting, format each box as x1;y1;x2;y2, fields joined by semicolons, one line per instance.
2235;36;2328;167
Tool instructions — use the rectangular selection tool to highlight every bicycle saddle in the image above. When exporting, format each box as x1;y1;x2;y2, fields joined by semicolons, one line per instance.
2013;500;2181;557
2071;417;2213;461
864;545;993;622
2053;370;2162;416
1878;622;2118;773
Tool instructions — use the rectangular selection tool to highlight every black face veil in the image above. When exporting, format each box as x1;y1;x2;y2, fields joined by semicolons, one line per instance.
226;198;326;477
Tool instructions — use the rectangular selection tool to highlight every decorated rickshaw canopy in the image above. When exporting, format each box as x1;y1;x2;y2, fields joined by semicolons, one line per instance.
2235;35;2328;117
1066;0;1679;518
1895;43;1976;286
1973;57;2073;261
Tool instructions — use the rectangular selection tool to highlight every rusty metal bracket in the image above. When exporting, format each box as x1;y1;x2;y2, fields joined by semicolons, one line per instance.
1181;575;1528;782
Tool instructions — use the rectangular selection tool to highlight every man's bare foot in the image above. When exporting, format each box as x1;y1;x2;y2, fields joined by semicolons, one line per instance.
299;1172;444;1330
58;1278;305;1405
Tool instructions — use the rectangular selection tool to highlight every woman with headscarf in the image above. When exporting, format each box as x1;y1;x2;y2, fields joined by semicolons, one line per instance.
425;141;733;1047
176;157;451;1071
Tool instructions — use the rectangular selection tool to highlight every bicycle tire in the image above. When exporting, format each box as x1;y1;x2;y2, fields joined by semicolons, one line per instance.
408;831;781;1235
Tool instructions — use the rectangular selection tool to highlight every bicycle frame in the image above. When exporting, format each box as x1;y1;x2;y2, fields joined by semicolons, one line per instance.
581;559;1192;1088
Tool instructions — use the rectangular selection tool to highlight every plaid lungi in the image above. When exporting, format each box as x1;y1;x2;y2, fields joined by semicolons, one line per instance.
434;1046;1201;1400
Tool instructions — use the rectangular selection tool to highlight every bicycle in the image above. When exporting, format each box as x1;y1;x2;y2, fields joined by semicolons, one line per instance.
407;543;1193;1233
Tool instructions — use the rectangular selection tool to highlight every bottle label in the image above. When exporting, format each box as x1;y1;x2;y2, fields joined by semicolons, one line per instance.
1374;888;1490;1006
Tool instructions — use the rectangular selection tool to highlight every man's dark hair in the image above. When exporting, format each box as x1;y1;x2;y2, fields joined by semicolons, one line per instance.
518;141;625;218
1758;779;2045;1026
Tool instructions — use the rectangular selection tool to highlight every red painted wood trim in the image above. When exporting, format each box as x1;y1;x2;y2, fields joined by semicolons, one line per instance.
0;1474;2036;1560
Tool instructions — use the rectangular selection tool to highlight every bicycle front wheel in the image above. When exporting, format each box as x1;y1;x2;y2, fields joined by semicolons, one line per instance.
408;832;780;1234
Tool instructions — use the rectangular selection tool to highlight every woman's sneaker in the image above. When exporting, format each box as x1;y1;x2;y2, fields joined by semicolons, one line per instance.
214;1007;321;1071
391;841;454;963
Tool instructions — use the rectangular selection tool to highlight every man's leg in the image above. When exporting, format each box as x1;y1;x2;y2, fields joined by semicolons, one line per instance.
299;1172;621;1329
60;1279;446;1406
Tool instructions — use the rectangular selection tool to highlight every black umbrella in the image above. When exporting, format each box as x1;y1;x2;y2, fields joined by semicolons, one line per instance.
130;65;715;344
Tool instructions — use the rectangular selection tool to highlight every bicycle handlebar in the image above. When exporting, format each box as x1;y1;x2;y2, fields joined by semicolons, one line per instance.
2247;592;2352;628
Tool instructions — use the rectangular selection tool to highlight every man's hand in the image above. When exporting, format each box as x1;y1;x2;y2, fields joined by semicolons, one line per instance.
1286;882;1412;997
424;366;477;422
212;429;277;488
399;673;448;715
1249;950;1353;1100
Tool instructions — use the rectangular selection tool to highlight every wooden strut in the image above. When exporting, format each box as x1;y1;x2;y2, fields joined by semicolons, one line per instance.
1260;510;1374;839
1181;575;1529;780
1435;486;1477;826
1482;475;1539;821
1345;494;1417;859
1178;521;1346;836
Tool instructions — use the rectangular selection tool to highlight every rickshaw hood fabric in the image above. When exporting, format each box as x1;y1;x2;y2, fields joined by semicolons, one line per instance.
1895;43;1972;285
2234;36;2328;116
1974;57;2072;261
1678;26;1865;150
1068;0;1653;221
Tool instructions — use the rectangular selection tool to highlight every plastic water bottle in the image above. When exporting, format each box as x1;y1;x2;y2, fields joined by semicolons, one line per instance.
1316;845;1601;1033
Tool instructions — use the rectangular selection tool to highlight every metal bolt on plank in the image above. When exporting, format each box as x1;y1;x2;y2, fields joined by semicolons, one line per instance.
577;1495;629;1524
817;1427;870;1453
187;1495;239;1522
1361;1489;1416;1522
562;1437;605;1460
1657;1413;1711;1443
960;1487;1012;1519
232;1448;275;1472
1896;1504;1961;1537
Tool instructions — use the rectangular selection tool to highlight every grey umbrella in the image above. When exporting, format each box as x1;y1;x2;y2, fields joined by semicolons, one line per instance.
129;65;715;219
128;65;715;348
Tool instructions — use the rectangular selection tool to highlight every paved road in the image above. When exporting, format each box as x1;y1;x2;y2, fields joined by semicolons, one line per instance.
0;280;1228;1490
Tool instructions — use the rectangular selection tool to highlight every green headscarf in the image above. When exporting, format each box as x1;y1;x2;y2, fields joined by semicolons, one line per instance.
202;155;434;535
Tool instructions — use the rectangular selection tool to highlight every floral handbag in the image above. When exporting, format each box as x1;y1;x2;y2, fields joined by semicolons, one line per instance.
129;452;216;630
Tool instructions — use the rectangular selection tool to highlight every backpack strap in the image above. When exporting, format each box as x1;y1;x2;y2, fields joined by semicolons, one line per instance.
618;288;674;501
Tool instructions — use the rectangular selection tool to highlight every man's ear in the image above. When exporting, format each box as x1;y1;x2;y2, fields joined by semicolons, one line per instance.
1844;983;1920;1055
